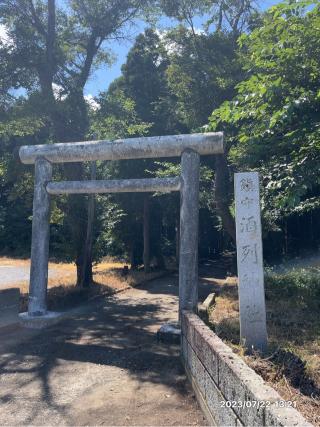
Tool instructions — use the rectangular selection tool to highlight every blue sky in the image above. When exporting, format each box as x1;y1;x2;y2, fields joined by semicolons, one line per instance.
84;0;282;97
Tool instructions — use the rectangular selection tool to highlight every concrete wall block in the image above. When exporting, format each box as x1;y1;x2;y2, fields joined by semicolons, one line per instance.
205;369;238;427
181;310;203;345
187;343;207;397
193;325;219;384
181;334;188;365
265;403;313;427
181;312;311;427
181;311;194;343
236;417;245;426
218;351;280;426
184;311;233;384
194;353;207;398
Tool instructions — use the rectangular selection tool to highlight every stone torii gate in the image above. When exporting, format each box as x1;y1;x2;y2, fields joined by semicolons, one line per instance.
19;133;224;323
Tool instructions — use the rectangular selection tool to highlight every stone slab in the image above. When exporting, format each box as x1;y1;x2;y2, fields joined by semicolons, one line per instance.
234;172;267;352
202;293;216;311
198;293;215;322
19;311;63;329
157;322;181;344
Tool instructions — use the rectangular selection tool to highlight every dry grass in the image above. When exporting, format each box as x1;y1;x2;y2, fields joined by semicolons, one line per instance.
0;257;167;312
208;273;320;426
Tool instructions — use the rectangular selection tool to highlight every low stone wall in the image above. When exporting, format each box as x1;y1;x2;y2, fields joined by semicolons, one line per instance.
181;311;312;427
0;288;20;328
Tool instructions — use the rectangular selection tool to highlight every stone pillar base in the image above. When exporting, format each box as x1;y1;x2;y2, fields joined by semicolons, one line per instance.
157;322;181;344
19;311;63;329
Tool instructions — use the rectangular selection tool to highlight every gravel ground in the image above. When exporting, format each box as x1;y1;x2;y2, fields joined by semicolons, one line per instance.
0;275;207;426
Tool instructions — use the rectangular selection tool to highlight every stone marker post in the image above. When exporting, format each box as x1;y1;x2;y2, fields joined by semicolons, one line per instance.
28;157;52;316
234;172;267;352
179;149;200;313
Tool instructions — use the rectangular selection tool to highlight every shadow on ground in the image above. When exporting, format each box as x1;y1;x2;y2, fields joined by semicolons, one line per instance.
0;277;206;426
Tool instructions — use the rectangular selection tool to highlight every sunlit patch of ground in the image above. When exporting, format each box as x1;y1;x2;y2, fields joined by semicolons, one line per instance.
0;257;167;313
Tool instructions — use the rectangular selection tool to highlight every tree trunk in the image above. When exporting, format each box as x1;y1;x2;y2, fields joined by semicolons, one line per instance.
51;91;92;288
143;195;150;273
130;244;139;270
214;154;236;243
62;163;89;287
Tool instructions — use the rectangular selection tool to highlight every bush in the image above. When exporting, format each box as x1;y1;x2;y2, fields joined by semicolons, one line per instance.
265;267;320;308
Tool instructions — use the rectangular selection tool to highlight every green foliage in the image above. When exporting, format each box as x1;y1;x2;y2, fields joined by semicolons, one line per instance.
265;267;320;308
121;28;187;135
91;84;151;140
209;1;320;221
165;26;243;129
0;0;150;266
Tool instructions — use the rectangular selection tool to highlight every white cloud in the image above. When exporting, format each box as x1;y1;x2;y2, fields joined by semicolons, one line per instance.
52;83;67;101
52;85;100;110
0;24;13;47
84;94;100;111
155;27;204;57
155;29;181;57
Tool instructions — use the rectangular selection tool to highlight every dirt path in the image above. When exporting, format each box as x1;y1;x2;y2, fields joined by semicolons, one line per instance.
0;275;207;426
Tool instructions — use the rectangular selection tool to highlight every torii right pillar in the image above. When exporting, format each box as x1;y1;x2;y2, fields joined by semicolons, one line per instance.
179;149;200;313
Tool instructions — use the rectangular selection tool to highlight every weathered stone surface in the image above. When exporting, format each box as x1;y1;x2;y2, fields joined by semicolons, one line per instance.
47;177;181;195
179;150;200;313
198;304;208;322
28;157;52;316
19;311;63;329
202;293;216;311
183;357;217;426
187;344;207;397
265;403;313;427
218;350;279;426
236;418;245;426
181;310;206;347
181;311;311;427
198;293;215;322
157;322;181;344
205;370;238;427
0;288;20;327
234;172;267;352
181;334;188;362
20;132;224;164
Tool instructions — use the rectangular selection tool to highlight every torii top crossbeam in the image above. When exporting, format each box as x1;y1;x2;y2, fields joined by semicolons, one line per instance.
19;132;224;164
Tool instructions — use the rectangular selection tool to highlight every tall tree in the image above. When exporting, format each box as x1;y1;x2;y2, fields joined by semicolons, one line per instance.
159;0;260;243
0;0;148;285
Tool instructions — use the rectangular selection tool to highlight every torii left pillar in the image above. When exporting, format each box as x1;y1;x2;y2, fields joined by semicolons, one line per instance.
28;157;52;316
179;149;200;313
